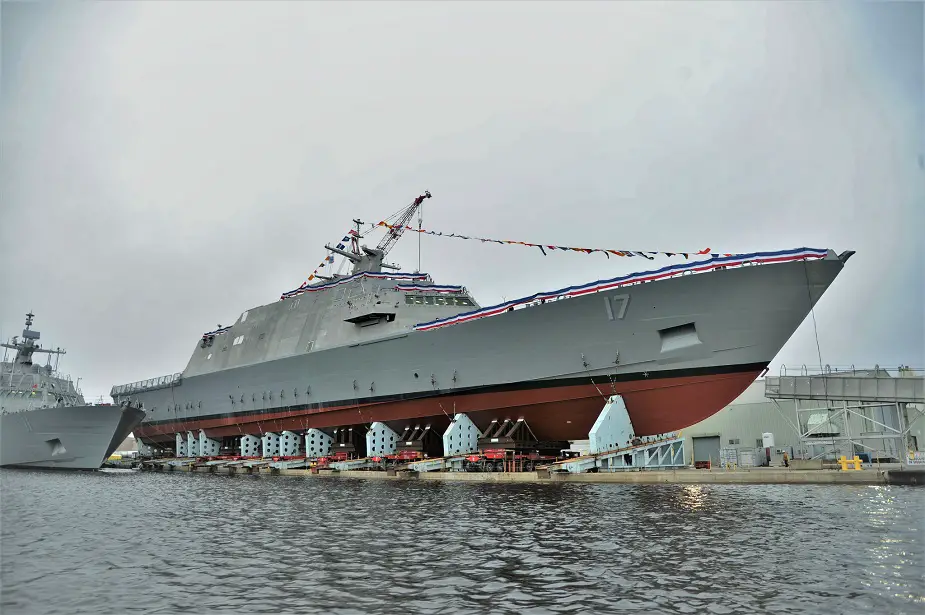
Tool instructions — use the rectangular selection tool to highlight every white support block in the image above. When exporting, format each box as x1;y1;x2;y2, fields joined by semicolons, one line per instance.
240;434;261;457
175;433;188;457
305;429;333;458
137;441;153;457
261;432;281;458
443;413;482;456
366;422;399;457
280;431;301;457
198;430;221;457
186;431;199;457
589;395;634;454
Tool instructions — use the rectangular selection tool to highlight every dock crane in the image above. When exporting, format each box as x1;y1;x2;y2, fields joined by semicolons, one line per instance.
324;191;432;276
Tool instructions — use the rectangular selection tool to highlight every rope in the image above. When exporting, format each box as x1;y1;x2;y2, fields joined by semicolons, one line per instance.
802;259;835;462
431;376;454;421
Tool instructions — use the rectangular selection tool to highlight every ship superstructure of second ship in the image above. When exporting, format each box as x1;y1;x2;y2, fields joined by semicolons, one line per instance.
112;193;852;462
1;313;145;469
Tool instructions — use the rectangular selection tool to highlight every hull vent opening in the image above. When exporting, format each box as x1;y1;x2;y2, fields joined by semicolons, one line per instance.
46;438;67;456
658;323;701;353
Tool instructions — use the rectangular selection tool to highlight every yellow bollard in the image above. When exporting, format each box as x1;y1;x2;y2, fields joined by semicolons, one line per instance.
838;455;863;471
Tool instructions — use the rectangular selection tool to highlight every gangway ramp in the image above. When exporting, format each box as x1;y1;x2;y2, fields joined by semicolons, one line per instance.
765;368;923;404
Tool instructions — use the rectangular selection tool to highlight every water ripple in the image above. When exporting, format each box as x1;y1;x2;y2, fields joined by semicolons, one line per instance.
2;471;923;614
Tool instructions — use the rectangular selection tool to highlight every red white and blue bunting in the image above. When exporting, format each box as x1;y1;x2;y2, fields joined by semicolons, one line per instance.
412;247;830;332
201;325;232;339
376;221;710;260
280;271;428;300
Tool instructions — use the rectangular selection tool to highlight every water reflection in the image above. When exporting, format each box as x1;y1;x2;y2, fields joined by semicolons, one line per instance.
2;470;923;615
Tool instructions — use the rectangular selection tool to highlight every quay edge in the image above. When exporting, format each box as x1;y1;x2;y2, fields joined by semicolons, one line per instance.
142;463;902;485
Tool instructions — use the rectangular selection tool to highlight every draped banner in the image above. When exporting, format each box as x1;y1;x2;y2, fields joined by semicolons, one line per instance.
202;325;232;338
280;271;428;300
412;247;830;332
376;221;710;260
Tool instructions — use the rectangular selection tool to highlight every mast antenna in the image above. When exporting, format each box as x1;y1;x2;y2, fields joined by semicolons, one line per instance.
416;201;423;273
352;218;364;255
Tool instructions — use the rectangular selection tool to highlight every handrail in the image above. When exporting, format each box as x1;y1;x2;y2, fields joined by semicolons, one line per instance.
111;372;182;396
775;365;923;378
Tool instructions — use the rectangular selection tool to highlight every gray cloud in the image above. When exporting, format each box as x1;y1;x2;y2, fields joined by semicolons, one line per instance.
2;1;922;401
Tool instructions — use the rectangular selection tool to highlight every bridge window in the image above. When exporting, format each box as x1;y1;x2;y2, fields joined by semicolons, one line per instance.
404;295;474;307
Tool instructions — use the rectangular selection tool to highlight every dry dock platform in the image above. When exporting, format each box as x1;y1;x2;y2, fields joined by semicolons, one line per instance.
139;459;923;485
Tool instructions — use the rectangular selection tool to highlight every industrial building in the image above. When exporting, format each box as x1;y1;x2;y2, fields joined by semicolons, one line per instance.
680;366;925;467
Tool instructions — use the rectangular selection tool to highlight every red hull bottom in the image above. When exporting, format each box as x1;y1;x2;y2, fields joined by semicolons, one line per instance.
136;368;764;446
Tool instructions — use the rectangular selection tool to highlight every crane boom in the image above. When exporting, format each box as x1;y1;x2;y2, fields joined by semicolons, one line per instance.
375;191;431;257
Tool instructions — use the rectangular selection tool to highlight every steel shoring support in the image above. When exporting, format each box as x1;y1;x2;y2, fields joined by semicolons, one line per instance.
551;394;688;473
240;434;261;457
175;433;188;458
280;431;302;457
366;422;400;458
261;432;281;458
186;431;199;457
198;430;221;457
305;429;334;458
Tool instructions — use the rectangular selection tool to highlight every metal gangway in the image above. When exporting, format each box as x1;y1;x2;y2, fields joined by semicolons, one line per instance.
765;365;923;403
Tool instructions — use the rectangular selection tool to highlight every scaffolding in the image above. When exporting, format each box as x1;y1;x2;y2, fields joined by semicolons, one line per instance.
766;365;925;464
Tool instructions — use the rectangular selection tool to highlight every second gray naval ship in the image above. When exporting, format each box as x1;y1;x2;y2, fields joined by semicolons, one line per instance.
1;313;145;470
112;193;852;459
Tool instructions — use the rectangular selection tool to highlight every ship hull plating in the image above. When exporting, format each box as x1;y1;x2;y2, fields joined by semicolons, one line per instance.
123;256;845;446
134;364;763;444
0;405;145;470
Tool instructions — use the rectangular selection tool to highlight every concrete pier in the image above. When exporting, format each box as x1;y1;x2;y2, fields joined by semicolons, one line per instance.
137;460;918;485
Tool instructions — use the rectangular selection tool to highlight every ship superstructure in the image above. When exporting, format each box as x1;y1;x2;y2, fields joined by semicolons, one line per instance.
112;193;852;462
1;313;144;469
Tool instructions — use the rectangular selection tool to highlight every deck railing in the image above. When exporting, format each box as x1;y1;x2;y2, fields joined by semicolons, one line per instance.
111;373;182;397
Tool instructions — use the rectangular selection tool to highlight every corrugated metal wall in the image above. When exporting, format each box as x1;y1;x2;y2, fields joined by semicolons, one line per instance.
681;380;801;463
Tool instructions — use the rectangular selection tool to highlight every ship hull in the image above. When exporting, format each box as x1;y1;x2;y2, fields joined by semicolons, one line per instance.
0;405;145;470
134;363;764;443
122;255;846;446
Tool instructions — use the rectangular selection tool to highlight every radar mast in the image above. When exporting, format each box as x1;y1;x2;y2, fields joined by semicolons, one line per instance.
0;312;66;367
323;191;432;277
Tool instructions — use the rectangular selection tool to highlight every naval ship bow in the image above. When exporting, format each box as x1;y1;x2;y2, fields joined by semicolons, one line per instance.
112;192;852;463
1;313;145;469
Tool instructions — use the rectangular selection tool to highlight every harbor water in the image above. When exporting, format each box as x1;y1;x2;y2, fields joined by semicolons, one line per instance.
2;469;923;614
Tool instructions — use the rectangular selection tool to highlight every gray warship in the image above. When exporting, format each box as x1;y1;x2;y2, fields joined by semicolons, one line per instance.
112;193;852;460
1;313;145;470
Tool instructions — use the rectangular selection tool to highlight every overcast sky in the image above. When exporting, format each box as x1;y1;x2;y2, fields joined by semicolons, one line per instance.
2;2;922;402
